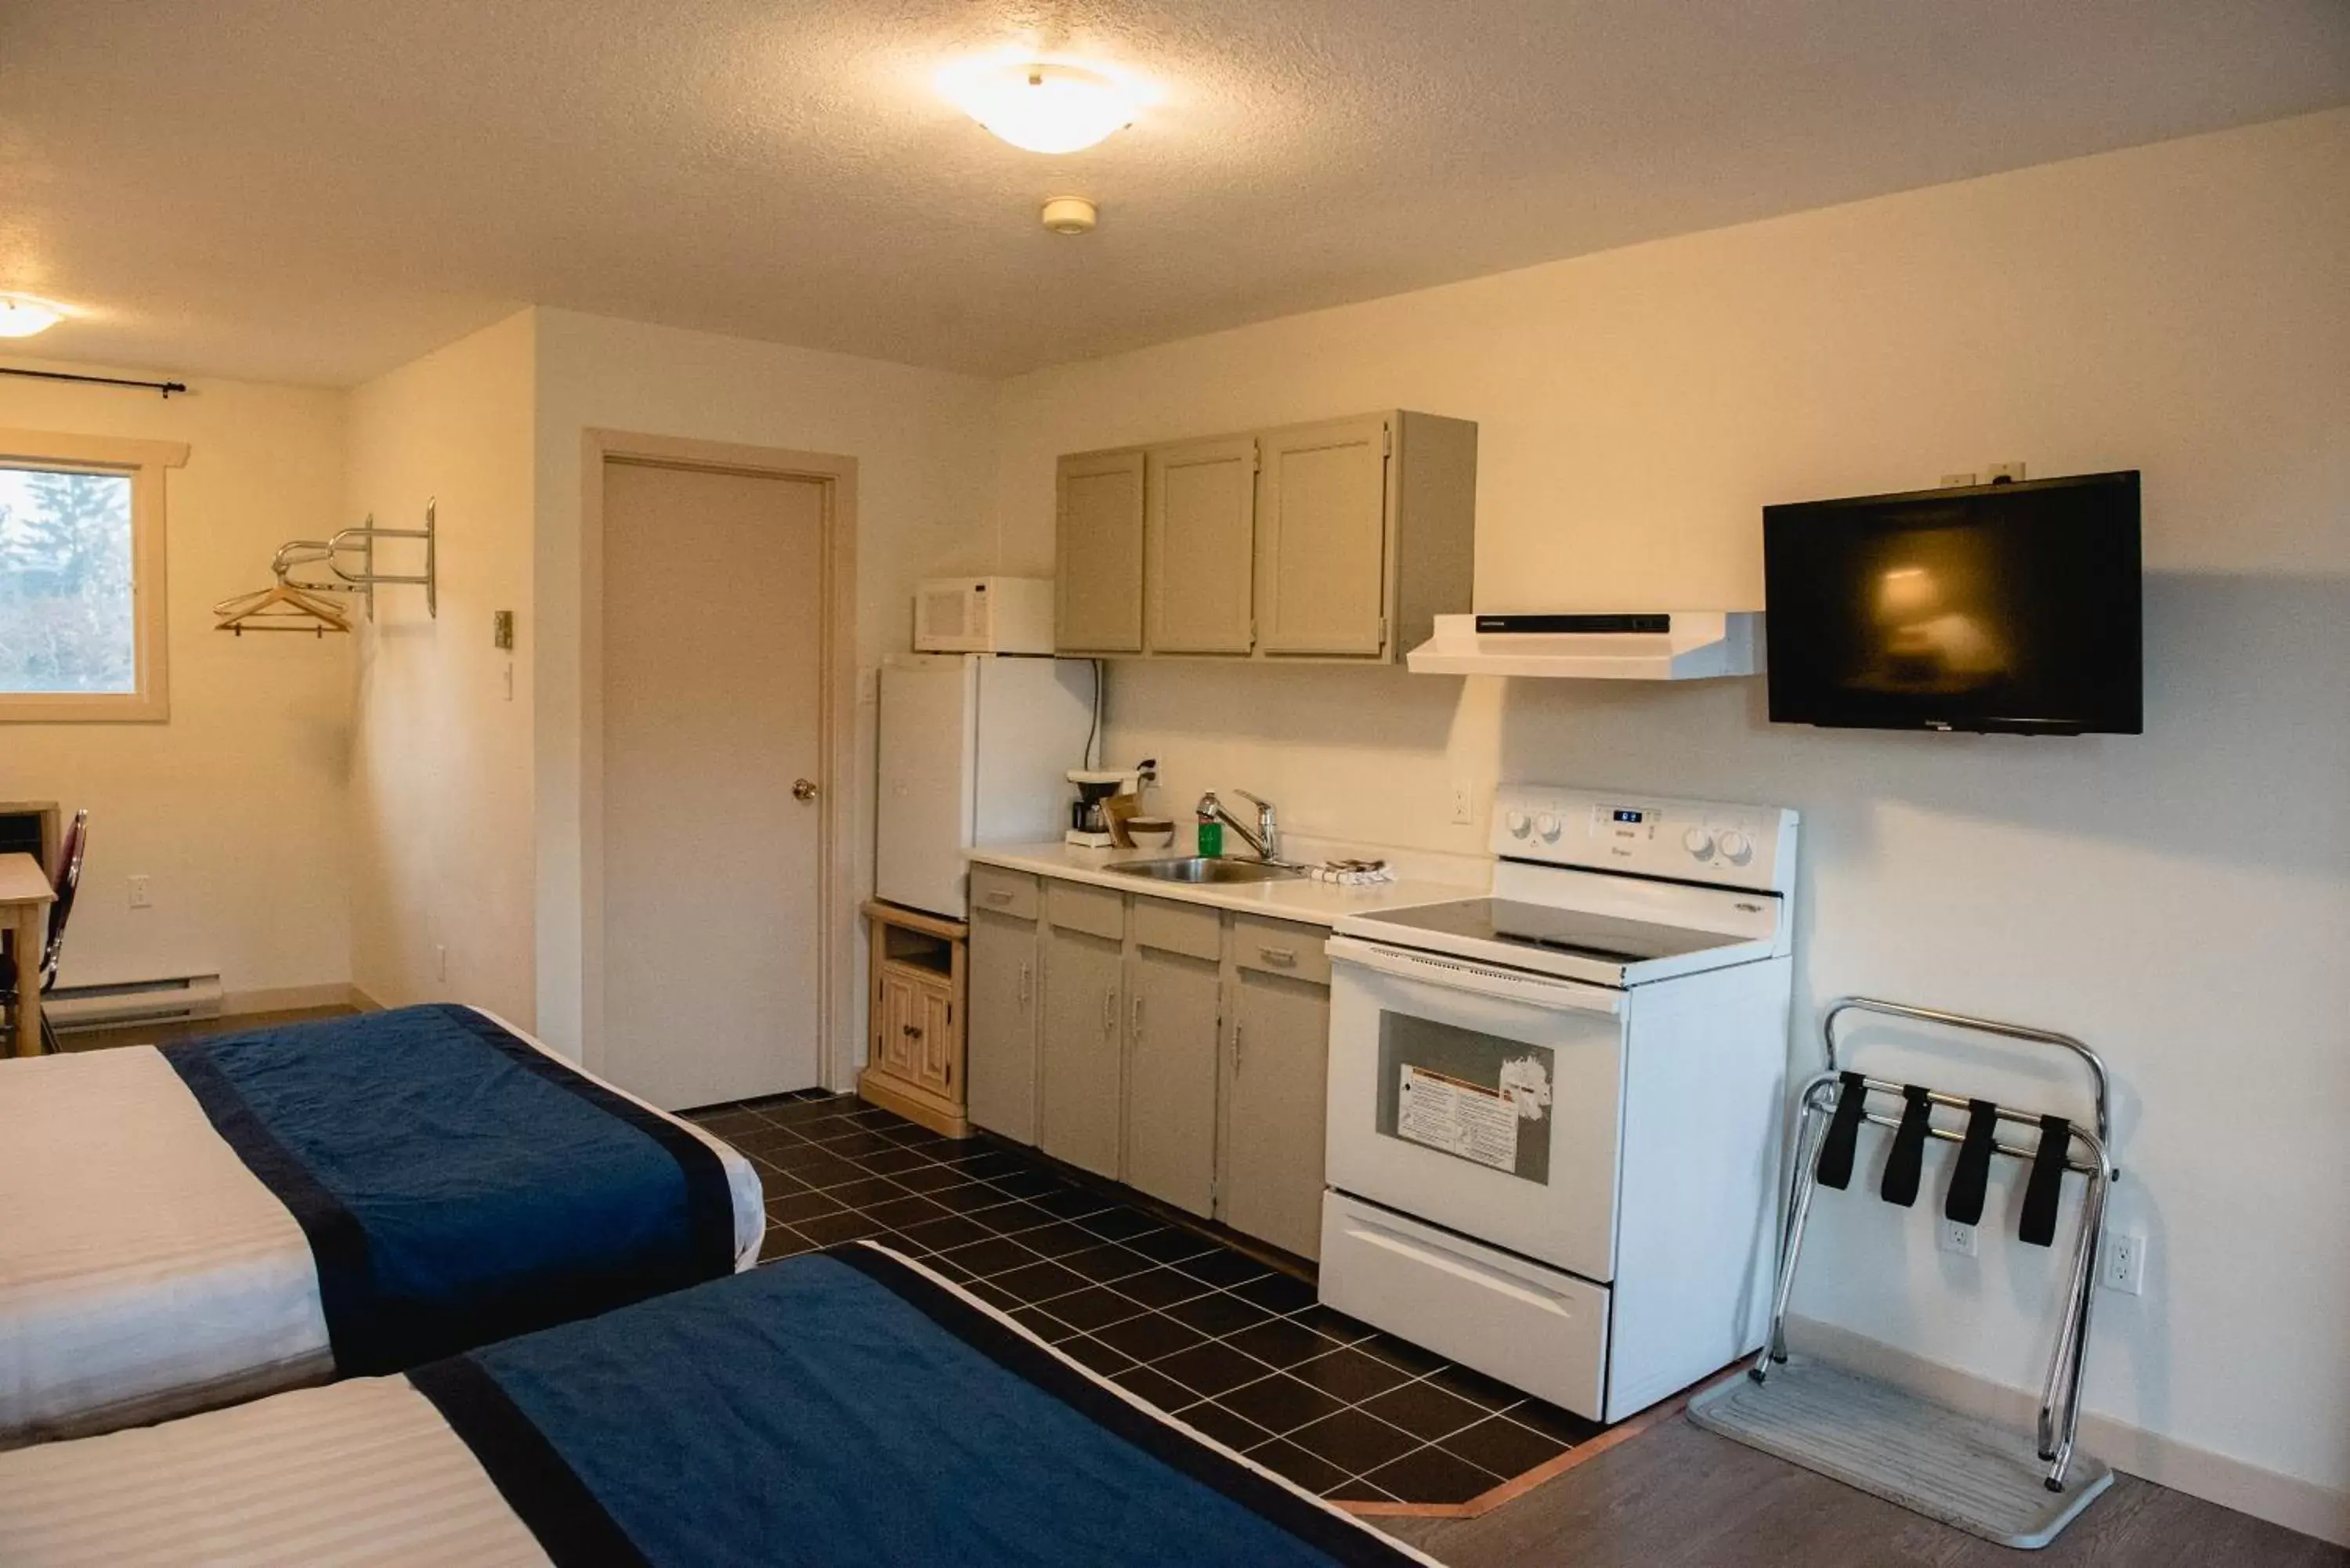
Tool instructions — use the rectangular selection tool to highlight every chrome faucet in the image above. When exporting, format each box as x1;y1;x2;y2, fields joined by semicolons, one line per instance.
1198;789;1280;862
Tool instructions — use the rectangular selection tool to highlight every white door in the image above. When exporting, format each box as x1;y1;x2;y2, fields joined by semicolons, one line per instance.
601;459;826;1108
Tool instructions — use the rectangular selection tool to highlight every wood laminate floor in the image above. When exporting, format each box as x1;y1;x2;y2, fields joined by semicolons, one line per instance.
1376;1414;2345;1567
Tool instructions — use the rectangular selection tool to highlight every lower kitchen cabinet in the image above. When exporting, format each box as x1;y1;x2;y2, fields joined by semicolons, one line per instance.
1123;944;1221;1217
966;905;1039;1143
967;869;1336;1258
1223;966;1332;1258
1037;923;1124;1180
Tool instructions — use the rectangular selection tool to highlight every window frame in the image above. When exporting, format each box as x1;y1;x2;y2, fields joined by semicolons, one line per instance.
0;427;188;724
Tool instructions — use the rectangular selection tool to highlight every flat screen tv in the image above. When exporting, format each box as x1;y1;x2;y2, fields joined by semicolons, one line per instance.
1763;471;2141;735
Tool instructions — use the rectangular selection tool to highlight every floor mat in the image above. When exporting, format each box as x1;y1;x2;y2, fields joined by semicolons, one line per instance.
690;1090;1608;1509
1688;1357;2113;1549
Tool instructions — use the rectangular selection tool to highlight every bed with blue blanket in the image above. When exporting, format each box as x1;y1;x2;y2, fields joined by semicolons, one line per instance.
0;1004;763;1447
0;1244;1441;1567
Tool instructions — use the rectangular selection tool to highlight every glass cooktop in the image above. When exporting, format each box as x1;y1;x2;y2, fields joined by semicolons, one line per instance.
1349;898;1747;966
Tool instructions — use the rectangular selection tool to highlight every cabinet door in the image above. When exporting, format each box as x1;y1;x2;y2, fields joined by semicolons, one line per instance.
914;979;956;1098
875;967;920;1080
1056;450;1146;654
1224;970;1332;1258
1039;924;1124;1179
1256;416;1390;656
1124;945;1221;1216
1145;437;1256;655
967;910;1039;1143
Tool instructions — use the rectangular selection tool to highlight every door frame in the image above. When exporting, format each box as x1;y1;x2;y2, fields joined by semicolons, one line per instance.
579;428;859;1095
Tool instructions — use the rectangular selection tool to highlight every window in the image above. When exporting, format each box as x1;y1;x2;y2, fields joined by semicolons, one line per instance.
0;428;185;721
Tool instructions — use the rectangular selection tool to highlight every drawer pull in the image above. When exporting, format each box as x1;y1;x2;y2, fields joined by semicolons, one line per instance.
983;891;1014;905
1258;946;1298;967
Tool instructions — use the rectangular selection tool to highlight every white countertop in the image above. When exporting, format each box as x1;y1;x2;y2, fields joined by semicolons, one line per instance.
966;841;1483;928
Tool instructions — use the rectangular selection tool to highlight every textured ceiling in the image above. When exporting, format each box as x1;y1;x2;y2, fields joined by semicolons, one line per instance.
2;1;2345;385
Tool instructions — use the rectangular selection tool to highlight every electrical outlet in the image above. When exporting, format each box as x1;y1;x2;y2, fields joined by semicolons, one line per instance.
2102;1230;2146;1295
1450;779;1477;826
436;944;449;982
1940;471;1979;489
127;874;152;909
1939;1218;1978;1257
1984;461;2027;484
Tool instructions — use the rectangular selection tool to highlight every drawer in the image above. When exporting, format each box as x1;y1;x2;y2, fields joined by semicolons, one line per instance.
1233;915;1329;985
1045;879;1126;941
970;865;1039;921
1319;1190;1609;1421
1130;895;1220;962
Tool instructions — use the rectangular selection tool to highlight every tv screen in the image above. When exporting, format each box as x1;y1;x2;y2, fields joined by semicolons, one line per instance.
1764;471;2141;734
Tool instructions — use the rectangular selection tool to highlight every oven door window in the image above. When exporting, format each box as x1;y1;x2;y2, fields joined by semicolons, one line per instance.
1376;1013;1555;1184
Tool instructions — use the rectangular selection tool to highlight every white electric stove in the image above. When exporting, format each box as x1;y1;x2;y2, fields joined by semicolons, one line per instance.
1318;784;1799;1424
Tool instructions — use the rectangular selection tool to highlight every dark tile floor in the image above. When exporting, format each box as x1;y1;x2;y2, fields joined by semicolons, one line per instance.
689;1089;1603;1506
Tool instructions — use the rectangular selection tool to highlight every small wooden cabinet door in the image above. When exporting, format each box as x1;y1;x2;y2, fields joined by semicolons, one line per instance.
1256;416;1390;657
875;967;920;1081
967;909;1039;1143
1224;970;1332;1258
1056;450;1147;654
1123;945;1222;1216
913;979;956;1098
1145;437;1256;655
1039;923;1124;1179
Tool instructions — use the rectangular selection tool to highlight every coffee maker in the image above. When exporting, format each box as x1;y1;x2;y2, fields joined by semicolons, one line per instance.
1065;768;1139;848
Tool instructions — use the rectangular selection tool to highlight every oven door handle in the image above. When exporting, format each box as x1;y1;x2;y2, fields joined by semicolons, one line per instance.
1327;934;1624;1015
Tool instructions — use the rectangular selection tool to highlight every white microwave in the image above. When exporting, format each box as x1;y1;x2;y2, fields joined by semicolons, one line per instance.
913;576;1057;654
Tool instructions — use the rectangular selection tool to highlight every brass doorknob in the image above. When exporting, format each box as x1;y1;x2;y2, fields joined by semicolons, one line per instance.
792;779;819;801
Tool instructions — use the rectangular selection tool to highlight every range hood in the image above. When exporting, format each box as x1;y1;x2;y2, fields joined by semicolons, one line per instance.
1405;612;1763;681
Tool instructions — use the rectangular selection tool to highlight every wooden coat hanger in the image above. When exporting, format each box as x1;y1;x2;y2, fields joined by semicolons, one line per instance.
214;542;352;637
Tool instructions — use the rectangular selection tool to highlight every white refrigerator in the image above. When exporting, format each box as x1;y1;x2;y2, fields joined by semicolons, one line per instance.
875;655;1095;919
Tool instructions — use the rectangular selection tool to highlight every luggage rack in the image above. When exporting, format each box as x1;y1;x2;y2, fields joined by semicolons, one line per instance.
1754;996;2119;1494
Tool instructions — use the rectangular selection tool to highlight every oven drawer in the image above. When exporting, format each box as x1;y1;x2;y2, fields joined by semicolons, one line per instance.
1319;1191;1609;1421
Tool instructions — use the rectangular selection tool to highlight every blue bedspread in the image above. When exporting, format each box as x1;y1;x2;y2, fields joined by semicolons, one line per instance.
409;1247;1426;1568
163;1004;738;1375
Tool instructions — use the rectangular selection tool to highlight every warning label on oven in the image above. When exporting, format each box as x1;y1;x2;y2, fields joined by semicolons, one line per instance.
1396;1065;1519;1172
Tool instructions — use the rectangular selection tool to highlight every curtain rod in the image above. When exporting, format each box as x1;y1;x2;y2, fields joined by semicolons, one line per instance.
0;365;190;399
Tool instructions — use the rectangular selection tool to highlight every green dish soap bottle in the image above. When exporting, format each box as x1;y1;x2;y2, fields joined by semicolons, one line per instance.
1195;795;1223;858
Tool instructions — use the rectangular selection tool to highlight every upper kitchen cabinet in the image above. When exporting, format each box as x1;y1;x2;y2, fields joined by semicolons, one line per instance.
1052;410;1476;664
1054;448;1147;654
1144;436;1257;655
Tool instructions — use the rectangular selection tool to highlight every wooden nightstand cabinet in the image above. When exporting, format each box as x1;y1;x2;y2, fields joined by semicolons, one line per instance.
859;899;969;1138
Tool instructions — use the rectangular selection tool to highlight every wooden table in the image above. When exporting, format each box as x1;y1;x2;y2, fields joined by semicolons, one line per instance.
0;852;56;1058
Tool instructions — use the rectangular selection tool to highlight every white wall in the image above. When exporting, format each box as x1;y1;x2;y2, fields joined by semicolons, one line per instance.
530;309;1000;1069
345;311;537;1023
991;108;2350;1520
0;360;351;1003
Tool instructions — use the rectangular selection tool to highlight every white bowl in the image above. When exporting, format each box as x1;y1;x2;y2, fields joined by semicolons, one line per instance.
1126;821;1176;851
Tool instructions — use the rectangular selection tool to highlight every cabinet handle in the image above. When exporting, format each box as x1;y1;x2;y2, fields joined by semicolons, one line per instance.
1130;994;1143;1039
1018;963;1032;1006
983;891;1013;905
1233;1021;1245;1073
1102;988;1116;1032
904;1024;921;1039
1258;946;1297;967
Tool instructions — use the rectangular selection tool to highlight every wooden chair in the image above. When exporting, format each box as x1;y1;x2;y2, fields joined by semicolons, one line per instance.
1;809;87;1057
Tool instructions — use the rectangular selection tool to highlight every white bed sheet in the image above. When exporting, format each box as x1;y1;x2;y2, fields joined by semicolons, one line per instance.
0;1007;763;1447
0;1245;1444;1568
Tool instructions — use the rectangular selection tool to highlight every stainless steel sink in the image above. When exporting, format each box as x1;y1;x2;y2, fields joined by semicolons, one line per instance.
1105;857;1307;885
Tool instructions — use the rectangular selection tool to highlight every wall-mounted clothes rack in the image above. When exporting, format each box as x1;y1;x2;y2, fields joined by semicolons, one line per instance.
215;499;438;635
1754;996;2118;1494
0;365;189;399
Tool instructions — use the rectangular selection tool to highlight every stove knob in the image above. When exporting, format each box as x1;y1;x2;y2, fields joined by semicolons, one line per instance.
1683;827;1715;858
1505;809;1532;838
1719;829;1752;863
1534;812;1562;842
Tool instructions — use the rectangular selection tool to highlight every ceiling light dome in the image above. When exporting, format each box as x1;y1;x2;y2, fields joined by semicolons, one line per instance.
0;294;64;338
939;57;1142;154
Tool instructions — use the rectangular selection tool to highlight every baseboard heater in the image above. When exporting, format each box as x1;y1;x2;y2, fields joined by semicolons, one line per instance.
45;973;225;1031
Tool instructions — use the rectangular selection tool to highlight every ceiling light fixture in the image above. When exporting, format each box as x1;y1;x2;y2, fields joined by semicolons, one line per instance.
0;294;65;338
938;55;1148;154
